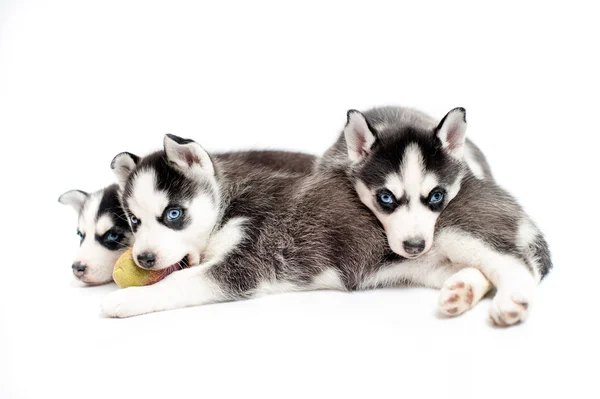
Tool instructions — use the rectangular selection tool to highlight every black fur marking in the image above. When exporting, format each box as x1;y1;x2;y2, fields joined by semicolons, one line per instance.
95;229;128;251
110;152;140;169
122;151;213;211
358;126;462;192
420;187;446;212
96;184;130;232
166;133;195;145
375;189;399;213
397;195;409;208
93;184;133;248
77;231;85;245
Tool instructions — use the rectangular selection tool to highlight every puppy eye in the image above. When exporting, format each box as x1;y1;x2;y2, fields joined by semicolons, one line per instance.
77;231;84;240
167;208;182;220
377;191;395;205
429;191;444;204
130;215;140;225
106;231;120;241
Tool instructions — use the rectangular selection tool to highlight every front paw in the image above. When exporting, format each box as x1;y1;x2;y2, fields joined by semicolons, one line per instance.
439;280;474;317
100;288;150;318
489;292;531;326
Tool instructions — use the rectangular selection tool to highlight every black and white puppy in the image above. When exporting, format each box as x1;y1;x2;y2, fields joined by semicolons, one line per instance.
335;106;552;325
59;184;132;285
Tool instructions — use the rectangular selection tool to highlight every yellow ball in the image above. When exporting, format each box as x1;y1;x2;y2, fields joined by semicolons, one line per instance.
112;249;158;288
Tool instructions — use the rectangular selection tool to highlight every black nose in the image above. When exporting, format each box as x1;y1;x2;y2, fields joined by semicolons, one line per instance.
137;252;156;268
72;263;87;275
402;238;426;255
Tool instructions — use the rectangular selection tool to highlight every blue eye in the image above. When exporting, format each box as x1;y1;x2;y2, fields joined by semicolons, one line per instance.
106;232;120;241
377;192;395;205
130;215;139;225
167;209;182;220
429;191;444;204
77;231;84;240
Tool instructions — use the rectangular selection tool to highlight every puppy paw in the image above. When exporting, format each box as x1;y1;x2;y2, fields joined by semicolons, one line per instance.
439;280;475;317
489;292;531;326
100;288;149;318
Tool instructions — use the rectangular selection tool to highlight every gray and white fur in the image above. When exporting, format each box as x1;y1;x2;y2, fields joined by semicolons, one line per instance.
336;106;551;325
59;151;316;285
101;108;550;327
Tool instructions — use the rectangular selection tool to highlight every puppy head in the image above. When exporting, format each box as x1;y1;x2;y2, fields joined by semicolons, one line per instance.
59;185;132;284
346;108;468;258
114;135;220;270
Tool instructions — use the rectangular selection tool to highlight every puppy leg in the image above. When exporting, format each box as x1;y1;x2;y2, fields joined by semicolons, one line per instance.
439;267;492;316
101;265;225;318
437;231;539;326
484;256;537;326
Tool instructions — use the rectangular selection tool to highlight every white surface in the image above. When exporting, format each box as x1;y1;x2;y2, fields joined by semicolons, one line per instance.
1;1;599;398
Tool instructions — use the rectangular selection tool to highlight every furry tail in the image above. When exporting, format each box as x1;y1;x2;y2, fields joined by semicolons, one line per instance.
529;233;552;279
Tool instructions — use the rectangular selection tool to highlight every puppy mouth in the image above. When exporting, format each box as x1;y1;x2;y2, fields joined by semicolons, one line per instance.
168;255;190;272
401;249;428;259
155;255;190;280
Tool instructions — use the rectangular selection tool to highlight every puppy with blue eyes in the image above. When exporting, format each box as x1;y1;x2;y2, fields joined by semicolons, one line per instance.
59;184;132;285
341;106;552;325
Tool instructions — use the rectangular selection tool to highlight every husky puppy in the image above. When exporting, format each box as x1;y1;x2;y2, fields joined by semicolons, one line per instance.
334;106;551;325
101;109;549;326
59;184;132;285
59;151;316;285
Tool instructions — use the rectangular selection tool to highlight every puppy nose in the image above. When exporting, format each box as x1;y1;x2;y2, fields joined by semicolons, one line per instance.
72;263;87;276
402;238;426;255
137;252;156;269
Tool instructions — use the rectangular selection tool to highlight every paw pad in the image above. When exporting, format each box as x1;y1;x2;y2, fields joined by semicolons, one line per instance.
439;280;475;317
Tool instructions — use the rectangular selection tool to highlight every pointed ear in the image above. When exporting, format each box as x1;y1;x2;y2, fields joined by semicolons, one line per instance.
58;190;88;213
343;110;377;163
435;107;467;159
163;134;214;176
110;152;140;189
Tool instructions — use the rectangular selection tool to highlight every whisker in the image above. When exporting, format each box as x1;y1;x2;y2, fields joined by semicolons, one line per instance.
116;241;132;249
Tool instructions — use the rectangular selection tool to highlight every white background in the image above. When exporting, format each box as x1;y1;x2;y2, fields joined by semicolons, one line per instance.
1;1;599;398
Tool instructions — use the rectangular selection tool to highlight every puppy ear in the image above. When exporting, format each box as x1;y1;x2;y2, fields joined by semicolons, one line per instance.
343;110;377;163
58;190;88;213
435;107;467;159
163;134;214;176
110;152;140;189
